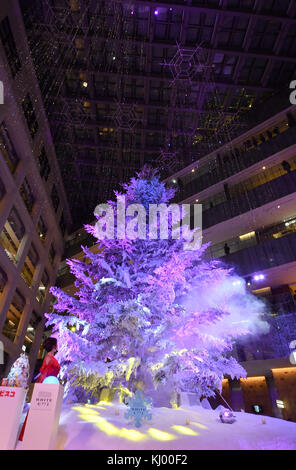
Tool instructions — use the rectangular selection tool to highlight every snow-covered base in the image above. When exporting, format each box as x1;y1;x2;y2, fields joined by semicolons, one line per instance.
43;402;296;450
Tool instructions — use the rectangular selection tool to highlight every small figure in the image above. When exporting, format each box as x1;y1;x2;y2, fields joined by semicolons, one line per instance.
281;160;291;173
224;243;230;255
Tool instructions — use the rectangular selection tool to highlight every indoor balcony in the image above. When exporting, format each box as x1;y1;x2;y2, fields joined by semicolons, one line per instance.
178;125;296;201
201;168;296;229
219;231;296;277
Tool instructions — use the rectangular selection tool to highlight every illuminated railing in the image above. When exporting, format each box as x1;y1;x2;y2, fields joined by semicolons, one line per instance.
201;169;296;229
177;126;296;201
221;231;296;276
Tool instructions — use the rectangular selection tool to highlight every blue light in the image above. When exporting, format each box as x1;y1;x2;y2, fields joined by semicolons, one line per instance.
43;376;59;385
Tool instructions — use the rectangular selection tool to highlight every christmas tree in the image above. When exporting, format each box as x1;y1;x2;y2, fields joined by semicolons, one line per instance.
7;353;30;388
46;168;268;403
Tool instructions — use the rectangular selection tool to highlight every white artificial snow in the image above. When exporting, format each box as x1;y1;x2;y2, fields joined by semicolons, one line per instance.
49;402;296;450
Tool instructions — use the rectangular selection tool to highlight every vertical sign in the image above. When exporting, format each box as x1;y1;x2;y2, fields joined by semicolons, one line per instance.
21;383;64;450
0;387;27;450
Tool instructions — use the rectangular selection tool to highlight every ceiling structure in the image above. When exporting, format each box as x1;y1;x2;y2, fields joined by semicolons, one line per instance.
19;0;296;229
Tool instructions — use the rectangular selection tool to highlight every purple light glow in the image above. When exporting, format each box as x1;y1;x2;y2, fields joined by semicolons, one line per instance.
253;274;265;281
154;9;159;15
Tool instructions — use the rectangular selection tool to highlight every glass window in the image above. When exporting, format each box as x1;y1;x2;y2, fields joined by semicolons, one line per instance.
0;16;21;77
36;216;47;243
36;269;49;304
0;122;20;173
22;93;39;138
38;146;50;180
23;310;41;354
0;207;25;264
21;243;39;287
51;184;60;212
2;289;25;342
20;177;35;214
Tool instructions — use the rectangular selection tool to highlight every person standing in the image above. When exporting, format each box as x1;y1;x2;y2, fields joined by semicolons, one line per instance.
18;337;60;441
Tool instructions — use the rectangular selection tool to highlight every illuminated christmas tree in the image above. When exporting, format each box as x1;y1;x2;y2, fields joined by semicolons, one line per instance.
7;353;30;388
46;168;268;403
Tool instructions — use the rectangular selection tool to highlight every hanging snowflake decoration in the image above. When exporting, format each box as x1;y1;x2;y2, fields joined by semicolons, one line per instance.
112;102;141;130
155;148;179;172
124;390;153;428
162;43;207;86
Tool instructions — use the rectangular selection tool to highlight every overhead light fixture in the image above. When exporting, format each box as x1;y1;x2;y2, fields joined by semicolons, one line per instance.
195;199;199;202
262;166;266;170
172;179;177;184
239;231;255;241
285;219;296;227
277;205;281;209
276;400;285;409
191;169;195;172
253;274;265;281
154;9;159;15
82;81;88;87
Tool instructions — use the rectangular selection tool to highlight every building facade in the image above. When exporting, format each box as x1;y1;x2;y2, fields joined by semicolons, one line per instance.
166;90;296;420
0;1;71;380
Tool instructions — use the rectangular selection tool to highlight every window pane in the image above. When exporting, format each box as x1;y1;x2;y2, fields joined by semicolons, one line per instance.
21;243;39;287
23;310;41;354
2;289;25;342
36;269;49;304
0;207;25;264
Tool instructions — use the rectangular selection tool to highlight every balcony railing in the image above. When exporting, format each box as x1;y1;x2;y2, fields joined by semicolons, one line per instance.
201;169;296;229
177;126;296;201
220;231;296;277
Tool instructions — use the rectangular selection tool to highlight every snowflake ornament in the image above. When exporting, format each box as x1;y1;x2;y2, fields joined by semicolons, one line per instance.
124;390;153;428
112;101;141;130
162;43;207;86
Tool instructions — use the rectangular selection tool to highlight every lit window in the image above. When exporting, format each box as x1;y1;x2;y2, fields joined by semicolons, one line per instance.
2;289;25;343
0;207;25;264
36;269;49;304
21;243;39;287
23;310;41;353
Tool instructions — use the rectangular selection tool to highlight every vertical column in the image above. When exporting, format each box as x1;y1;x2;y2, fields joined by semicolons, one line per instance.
229;378;245;411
